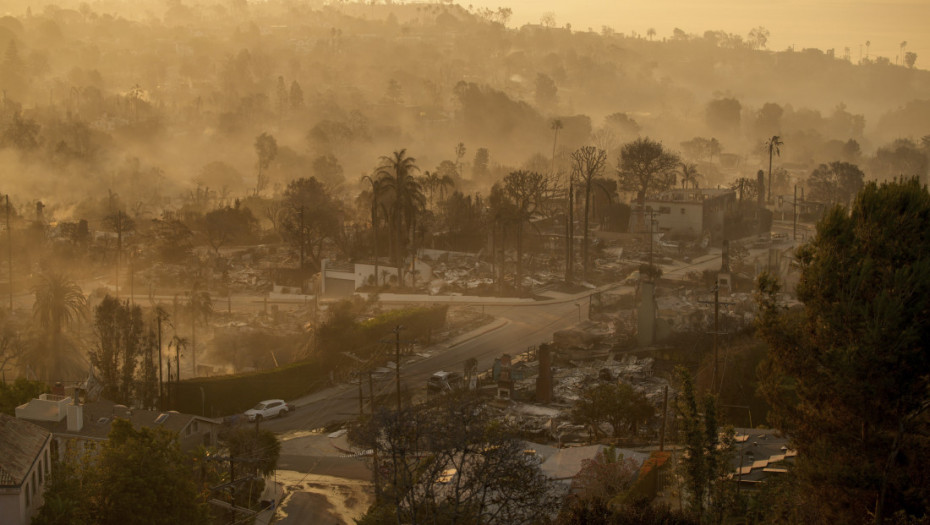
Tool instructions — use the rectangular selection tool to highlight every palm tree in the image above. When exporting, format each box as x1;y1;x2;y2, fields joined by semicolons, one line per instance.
679;162;701;189
186;285;212;377
420;171;440;211
436;173;455;205
376;149;425;285
708;138;721;163
361;174;387;286
550;119;563;173
30;272;87;381
765;136;784;203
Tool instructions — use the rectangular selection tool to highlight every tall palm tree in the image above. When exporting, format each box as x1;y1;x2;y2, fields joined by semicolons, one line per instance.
30;272;87;381
436;173;455;205
376;149;425;285
186;285;212;377
361;174;387;286
765;135;783;203
550;119;563;173
679;162;701;189
419;171;440;211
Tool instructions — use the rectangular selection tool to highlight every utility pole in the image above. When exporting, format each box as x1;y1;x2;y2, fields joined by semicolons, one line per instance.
566;172;574;283
357;372;364;417
634;209;659;269
299;205;305;269
5;194;11;312
698;281;734;394
115;212;121;298
191;298;196;377
368;370;375;415
659;385;669;451
793;184;798;241
157;312;163;408
394;325;403;411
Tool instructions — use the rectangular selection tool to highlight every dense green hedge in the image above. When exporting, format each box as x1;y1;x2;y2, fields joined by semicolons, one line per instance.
169;359;328;417
171;305;448;417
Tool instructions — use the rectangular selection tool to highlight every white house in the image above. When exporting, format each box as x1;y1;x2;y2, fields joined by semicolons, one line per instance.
0;413;52;525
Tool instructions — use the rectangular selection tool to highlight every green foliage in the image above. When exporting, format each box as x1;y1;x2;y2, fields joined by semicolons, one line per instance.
617;137;681;204
90;295;147;405
756;178;930;523
171;358;327;416
675;367;736;523
807;161;865;206
572;381;654;439
25;272;87;382
224;428;280;476
279;177;343;270
316;302;448;363
201;204;257;253
173;303;446;415
0;377;47;415
145;217;194;264
352;394;557;525
571;446;639;507
34;418;210;525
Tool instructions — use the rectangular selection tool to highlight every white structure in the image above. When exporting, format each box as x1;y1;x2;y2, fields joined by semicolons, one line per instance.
17;397;221;460
641;188;736;241
321;259;432;299
0;414;52;525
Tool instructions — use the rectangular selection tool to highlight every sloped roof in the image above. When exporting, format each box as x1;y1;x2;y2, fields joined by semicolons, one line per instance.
22;400;220;441
0;413;51;488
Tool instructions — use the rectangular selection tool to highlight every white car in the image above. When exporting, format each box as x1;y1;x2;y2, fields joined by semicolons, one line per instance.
244;399;291;422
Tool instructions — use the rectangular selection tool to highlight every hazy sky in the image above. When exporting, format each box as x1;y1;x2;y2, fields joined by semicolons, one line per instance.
464;0;929;66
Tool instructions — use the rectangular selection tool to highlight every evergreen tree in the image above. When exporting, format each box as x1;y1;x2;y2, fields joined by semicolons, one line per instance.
757;178;930;523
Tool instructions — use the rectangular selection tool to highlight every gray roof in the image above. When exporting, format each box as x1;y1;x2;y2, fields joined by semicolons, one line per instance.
732;428;796;483
24;400;219;441
0;413;51;487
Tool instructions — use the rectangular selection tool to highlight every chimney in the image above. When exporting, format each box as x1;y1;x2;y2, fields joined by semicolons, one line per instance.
67;404;83;432
721;240;731;273
536;344;553;404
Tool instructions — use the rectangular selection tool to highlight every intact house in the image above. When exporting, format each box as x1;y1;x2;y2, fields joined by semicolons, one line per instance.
639;188;735;243
638;188;771;244
15;393;222;460
0;413;52;525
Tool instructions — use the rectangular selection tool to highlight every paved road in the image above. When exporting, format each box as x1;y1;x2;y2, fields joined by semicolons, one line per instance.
260;298;597;433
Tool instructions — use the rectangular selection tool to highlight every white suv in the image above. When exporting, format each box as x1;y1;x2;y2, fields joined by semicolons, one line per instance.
244;399;290;421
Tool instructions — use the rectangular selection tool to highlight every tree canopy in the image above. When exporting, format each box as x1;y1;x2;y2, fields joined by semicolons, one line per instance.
757;178;930;523
33;418;210;525
617;137;680;205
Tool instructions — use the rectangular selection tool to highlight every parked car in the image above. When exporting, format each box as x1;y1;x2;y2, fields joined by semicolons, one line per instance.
427;371;463;395
244;399;290;421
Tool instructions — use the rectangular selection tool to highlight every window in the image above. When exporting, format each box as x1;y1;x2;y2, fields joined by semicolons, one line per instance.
680;208;686;214
46;448;50;475
192;420;199;433
25;482;30;508
32;471;37;495
38;459;43;484
659;206;671;214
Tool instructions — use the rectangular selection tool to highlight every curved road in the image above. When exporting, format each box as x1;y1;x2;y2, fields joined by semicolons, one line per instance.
261;298;597;433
